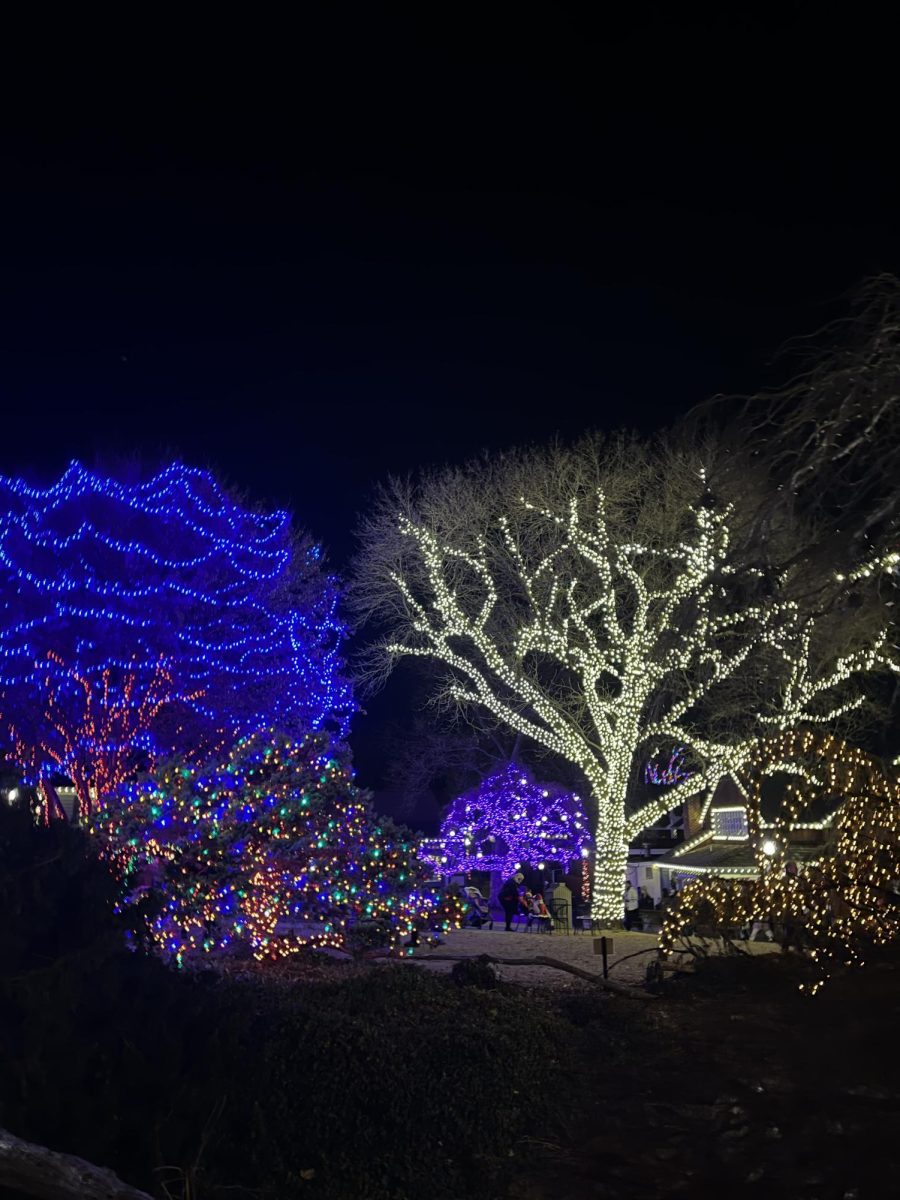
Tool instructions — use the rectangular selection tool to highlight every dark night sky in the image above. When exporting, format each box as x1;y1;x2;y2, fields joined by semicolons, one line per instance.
2;6;898;798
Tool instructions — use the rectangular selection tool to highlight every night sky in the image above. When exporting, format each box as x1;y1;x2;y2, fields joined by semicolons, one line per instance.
2;7;898;799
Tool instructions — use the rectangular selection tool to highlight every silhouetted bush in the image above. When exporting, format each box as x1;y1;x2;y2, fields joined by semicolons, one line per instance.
450;953;501;989
0;805;569;1199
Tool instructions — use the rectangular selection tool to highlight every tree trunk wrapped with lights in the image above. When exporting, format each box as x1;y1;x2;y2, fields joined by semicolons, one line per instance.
354;436;898;925
8;656;189;822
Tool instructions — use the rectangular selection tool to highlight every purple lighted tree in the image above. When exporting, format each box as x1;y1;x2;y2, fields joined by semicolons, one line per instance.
0;461;354;817
422;763;592;877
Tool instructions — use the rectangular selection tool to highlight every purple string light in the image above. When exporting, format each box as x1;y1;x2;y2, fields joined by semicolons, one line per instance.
422;763;592;876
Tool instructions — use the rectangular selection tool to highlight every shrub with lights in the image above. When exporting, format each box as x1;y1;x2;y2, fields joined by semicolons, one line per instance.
91;730;458;966
660;729;900;993
423;763;592;879
0;461;353;819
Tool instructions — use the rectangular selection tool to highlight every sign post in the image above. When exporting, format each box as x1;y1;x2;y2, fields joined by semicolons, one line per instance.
592;935;614;978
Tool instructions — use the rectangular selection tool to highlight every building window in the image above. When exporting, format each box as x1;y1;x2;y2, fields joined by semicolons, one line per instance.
712;808;748;838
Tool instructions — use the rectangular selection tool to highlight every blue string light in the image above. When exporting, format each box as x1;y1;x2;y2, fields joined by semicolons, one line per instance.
0;461;354;801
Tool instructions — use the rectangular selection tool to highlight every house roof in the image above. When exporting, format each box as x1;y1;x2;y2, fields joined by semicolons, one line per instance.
657;835;825;877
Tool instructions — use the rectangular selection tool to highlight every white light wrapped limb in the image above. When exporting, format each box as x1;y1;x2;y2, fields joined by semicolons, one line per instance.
378;488;895;925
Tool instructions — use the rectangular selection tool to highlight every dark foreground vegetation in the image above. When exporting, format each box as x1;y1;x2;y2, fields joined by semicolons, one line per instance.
517;955;900;1200
2;808;898;1200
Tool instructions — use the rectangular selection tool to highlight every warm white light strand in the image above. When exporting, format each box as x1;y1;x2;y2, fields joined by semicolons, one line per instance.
382;492;896;923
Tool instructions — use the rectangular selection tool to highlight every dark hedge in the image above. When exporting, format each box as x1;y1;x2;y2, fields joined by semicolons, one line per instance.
0;804;570;1200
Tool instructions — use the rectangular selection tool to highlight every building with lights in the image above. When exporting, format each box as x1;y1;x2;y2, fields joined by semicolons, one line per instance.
651;773;839;887
624;810;684;914
2;779;79;819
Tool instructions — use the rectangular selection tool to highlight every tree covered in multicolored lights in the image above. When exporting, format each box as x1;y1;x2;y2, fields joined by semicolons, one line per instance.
422;763;591;876
644;746;694;787
91;729;457;965
0;462;353;818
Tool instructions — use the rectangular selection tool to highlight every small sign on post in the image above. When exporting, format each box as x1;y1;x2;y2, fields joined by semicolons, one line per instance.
593;935;614;978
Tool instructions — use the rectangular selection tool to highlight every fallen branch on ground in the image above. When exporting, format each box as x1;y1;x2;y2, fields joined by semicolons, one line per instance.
605;946;659;973
606;945;694;975
0;1126;153;1200
406;953;657;999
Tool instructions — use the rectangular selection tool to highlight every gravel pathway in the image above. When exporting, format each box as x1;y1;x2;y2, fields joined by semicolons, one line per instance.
411;924;778;989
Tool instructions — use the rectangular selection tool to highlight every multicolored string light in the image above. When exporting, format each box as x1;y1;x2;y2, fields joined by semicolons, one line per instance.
644;746;693;787
421;763;592;877
0;462;354;811
91;729;460;965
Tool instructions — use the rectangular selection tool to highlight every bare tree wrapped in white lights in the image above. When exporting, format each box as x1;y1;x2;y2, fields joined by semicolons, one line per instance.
354;436;897;923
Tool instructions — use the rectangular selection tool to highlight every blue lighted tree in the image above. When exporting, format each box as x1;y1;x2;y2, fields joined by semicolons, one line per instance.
0;461;353;817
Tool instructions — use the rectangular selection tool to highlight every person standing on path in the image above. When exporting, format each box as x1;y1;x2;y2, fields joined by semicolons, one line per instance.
499;872;525;930
624;879;640;930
